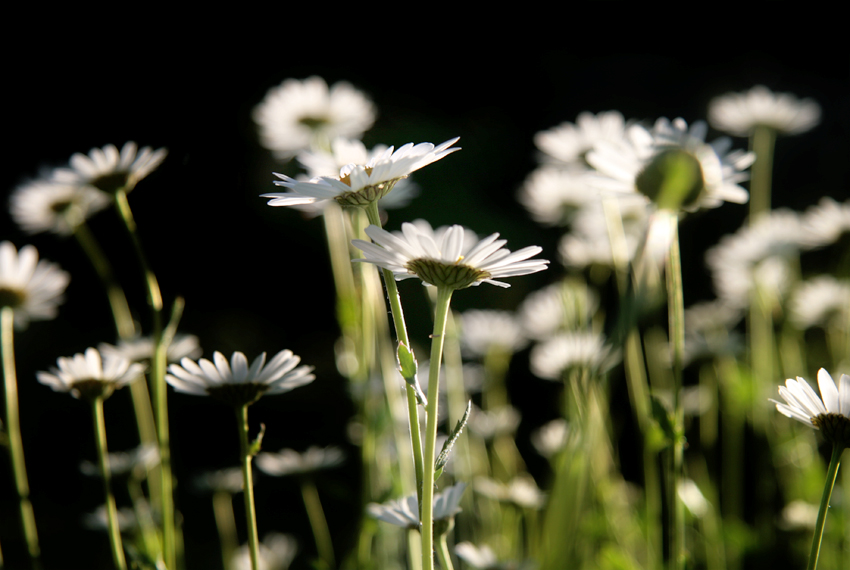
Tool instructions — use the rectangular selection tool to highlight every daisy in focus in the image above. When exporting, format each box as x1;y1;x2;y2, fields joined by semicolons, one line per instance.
253;76;377;159
771;368;850;448
51;141;167;195
352;220;548;290
9;179;110;236
708;85;821;137
263;138;459;208
36;347;145;401
0;241;70;328
165;349;315;407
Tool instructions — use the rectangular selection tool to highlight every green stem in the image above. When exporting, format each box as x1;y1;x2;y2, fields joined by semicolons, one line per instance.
808;444;844;570
435;531;455;570
236;404;261;570
301;477;336;569
364;201;425;499
748;125;776;223
421;286;454;570
1;306;42;570
665;216;686;570
212;491;239;570
92;397;127;570
113;189;175;570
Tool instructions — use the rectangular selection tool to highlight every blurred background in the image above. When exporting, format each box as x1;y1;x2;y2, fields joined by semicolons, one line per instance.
1;38;847;569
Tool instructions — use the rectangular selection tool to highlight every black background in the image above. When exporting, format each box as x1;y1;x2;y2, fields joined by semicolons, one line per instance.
1;32;848;570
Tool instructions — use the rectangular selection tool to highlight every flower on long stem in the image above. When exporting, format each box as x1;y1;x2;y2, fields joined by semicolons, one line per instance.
51;141;167;195
708;85;821;137
0;241;70;329
9;179;111;236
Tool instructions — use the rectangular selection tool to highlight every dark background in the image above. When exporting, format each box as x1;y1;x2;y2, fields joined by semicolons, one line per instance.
1;37;848;569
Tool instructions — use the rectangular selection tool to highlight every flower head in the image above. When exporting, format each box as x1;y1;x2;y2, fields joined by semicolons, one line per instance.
37;347;145;401
587;117;754;212
256;446;345;477
9;179;110;236
263;138;459;208
367;482;467;529
771;369;850;448
352;220;548;290
99;333;202;364
165;349;315;407
459;309;528;357
534;110;628;170
0;241;70;329
51;142;167;195
529;331;619;380
708;85;821;136
231;532;298;570
253;76;376;159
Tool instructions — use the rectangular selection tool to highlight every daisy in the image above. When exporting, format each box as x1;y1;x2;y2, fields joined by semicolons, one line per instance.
531;418;569;458
587;117;755;212
36;347;145;401
255;446;345;477
771;369;850;448
253;76;376;159
454;542;502;570
518;279;599;340
165;349;315;407
458;309;528;357
708;85;821;137
534;110;628;169
99;333;202;364
351;220;548;290
789;276;850;330
51;141;167;194
0;241;70;328
367;482;468;529
800;197;850;248
9;179;110;236
230;533;298;570
468;405;521;440
529;331;619;380
557;198;650;269
517;167;602;226
263;138;460;208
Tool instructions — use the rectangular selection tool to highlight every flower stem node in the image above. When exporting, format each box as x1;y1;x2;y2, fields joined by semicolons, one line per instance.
812;414;850;449
635;149;704;211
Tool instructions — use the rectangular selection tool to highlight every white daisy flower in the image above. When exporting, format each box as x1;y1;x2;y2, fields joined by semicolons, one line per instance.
9;179;110;236
165;350;315;407
0;241;70;329
789;276;850;330
557;198;650;269
474;475;546;509
253;76;376;159
264;137;459;208
230;533;298;570
255;446;345;477
459;309;528;357
351;220;548;290
37;347;145;401
80;443;160;478
519;279;599;340
531;418;569;458
534;110;628;169
454;542;501;569
587;117;755;212
800;197;850;248
529;331;619;380
771;368;850;447
517;167;602;226
193;466;248;494
367;482;468;529
468;405;521;440
51;141;167;194
708;85;821;137
99;333;202;364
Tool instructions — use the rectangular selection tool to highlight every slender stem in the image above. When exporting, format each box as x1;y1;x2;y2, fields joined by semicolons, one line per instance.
364;201;425;498
1;306;42;570
421;286;455;570
748;125;776;223
301;477;336;569
212;491;239;570
92;397;127;570
435;531;455;570
113;188;176;569
236;404;261;570
665;216;686;570
808;445;844;570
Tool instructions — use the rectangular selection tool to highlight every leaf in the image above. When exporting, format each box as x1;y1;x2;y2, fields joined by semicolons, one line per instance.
434;400;472;481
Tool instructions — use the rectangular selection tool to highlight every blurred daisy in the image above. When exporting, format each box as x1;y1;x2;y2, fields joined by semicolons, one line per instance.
474;475;546;509
230;533;298;570
789;276;850;330
517;167;601;226
682;299;745;365
193;466;248;494
529;331;619;380
468;405;521;440
771;368;850;447
587;117;754;212
37;347;145;401
0;241;70;328
800;197;850;248
557;198;650;269
454;542;502;570
253;76;376;159
531;418;569;458
352;220;548;290
9;179;110;236
255;446;345;477
459;309;528;357
708;85;821;137
264;137;459;208
51;141;167;194
83;504;138;533
519;279;599;340
367;482;467;529
534;110;628;170
80;443;159;478
99;333;202;364
165;350;314;407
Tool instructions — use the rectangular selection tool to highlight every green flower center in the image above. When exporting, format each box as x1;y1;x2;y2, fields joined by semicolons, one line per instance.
49;199;75;214
206;383;269;407
298;116;330;130
812;413;850;449
91;171;131;194
0;287;26;309
405;258;491;290
635;148;705;210
73;379;116;401
334;176;399;207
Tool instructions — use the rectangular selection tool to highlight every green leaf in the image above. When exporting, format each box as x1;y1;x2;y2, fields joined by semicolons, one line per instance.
434;401;472;481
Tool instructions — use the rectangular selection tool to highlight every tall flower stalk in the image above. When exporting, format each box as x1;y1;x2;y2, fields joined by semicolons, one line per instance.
91;394;128;570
